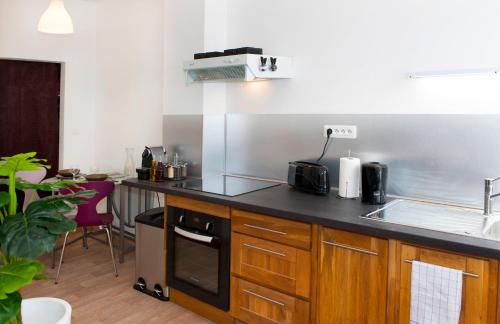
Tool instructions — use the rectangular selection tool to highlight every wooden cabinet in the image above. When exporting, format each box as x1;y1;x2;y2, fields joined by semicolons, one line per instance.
232;209;312;249
392;243;498;324
231;210;316;324
164;197;500;324
317;227;389;324
231;232;311;298
231;277;310;324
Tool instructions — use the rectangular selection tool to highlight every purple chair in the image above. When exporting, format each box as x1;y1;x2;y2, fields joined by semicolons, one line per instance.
54;181;118;283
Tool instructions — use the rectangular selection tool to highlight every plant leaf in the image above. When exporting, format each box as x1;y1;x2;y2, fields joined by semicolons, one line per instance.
0;178;84;193
0;259;43;299
0;217;59;259
0;152;48;177
22;190;96;219
0;190;95;258
0;291;21;324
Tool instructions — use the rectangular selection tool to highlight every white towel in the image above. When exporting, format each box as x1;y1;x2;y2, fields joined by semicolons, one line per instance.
410;261;463;324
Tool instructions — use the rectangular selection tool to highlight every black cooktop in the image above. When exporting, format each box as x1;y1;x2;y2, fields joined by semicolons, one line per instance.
174;175;280;197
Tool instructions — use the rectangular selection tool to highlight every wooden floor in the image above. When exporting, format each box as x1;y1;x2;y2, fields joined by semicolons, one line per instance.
21;233;213;324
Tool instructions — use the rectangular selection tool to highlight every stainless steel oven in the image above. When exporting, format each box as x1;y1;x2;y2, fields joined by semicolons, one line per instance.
166;206;230;310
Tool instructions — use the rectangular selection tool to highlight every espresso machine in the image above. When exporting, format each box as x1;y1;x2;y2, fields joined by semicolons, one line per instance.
137;146;167;180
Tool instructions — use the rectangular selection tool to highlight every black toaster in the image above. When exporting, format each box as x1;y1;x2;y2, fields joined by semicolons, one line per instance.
288;161;330;195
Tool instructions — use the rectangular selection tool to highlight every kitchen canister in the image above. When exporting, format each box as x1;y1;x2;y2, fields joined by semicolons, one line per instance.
338;156;361;199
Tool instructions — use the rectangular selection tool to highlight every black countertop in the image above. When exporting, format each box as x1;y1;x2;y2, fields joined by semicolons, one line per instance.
122;178;500;259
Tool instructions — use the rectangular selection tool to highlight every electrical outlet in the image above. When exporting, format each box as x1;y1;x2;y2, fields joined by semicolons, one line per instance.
324;125;357;139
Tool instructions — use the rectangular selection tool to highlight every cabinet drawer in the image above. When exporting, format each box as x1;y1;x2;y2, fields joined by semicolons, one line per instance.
231;232;311;298
232;209;311;249
231;277;310;324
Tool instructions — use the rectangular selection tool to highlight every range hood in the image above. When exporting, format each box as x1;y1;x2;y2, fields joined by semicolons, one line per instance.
184;54;293;83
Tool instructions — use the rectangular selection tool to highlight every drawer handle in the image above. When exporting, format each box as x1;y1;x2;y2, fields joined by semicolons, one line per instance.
322;240;378;256
243;223;287;236
242;289;285;307
243;243;287;257
404;259;479;278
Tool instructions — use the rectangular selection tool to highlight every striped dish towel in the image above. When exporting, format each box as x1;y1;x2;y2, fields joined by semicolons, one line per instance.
410;261;462;324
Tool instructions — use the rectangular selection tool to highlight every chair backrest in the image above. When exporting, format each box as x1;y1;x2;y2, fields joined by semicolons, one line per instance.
17;168;47;211
60;181;115;227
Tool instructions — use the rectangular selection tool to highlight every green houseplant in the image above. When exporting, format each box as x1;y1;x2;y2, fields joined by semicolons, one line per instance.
0;153;95;324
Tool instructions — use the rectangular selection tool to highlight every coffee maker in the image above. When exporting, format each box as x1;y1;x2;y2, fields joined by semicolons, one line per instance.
137;146;167;180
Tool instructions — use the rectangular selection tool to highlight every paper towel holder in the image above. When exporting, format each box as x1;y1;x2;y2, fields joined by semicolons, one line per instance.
337;152;361;200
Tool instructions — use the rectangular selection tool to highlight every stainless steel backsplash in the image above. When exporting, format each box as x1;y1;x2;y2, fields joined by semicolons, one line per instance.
163;115;203;177
164;114;500;207
225;114;500;207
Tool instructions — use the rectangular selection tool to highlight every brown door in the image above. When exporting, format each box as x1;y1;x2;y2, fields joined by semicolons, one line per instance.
0;59;61;176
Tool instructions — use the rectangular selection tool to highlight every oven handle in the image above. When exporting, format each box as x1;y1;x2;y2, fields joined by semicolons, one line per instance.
174;226;215;244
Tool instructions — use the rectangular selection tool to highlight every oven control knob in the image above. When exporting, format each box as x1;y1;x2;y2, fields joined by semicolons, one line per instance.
179;215;185;224
205;222;214;232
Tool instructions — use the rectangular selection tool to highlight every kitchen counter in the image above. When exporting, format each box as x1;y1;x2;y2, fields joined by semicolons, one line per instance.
123;178;500;259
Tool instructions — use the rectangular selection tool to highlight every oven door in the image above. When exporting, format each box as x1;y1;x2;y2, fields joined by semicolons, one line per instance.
167;225;229;310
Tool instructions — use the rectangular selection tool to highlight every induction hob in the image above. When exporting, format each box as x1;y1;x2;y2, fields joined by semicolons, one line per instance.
174;175;280;197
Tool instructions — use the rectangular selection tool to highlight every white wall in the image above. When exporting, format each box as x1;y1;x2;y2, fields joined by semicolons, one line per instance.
163;0;205;115
224;0;500;114
0;0;97;170
95;0;164;172
0;0;165;173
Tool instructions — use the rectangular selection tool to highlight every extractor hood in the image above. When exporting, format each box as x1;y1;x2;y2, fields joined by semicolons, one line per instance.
183;54;293;83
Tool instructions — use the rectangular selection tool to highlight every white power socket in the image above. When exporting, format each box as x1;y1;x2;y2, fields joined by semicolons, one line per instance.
324;125;357;139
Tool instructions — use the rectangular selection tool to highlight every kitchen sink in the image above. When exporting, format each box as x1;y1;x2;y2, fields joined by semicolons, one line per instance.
361;199;500;242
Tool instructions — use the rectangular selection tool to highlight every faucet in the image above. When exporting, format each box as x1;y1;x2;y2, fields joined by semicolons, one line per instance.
484;177;500;216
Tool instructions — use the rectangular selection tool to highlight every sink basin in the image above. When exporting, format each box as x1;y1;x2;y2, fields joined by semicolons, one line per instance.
361;199;500;241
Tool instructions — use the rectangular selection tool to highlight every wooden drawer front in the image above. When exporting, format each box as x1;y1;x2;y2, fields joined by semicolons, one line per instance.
231;277;310;324
166;195;230;219
232;209;311;249
231;233;311;299
397;244;498;324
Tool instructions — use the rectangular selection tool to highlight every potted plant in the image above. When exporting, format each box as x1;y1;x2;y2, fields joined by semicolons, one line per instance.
0;153;95;324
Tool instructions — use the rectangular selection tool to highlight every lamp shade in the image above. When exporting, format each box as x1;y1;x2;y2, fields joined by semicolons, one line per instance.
38;0;74;34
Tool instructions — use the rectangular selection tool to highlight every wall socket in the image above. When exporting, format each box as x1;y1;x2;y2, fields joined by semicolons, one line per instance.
324;125;357;139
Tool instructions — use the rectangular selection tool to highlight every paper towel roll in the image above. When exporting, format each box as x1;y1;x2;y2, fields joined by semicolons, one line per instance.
338;157;361;198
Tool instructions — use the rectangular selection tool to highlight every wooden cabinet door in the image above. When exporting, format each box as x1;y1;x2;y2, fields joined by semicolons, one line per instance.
397;244;498;324
318;228;389;324
231;277;310;324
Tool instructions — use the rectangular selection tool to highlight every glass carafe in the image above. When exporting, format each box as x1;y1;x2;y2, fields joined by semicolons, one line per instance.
124;148;136;177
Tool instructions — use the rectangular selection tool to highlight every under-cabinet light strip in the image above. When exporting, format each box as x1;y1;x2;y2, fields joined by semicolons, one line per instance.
409;68;499;79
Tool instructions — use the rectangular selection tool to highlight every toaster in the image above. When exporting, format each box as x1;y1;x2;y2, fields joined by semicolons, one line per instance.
288;161;330;195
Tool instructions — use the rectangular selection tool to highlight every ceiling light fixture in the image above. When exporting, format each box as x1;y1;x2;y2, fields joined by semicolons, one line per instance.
38;0;74;34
